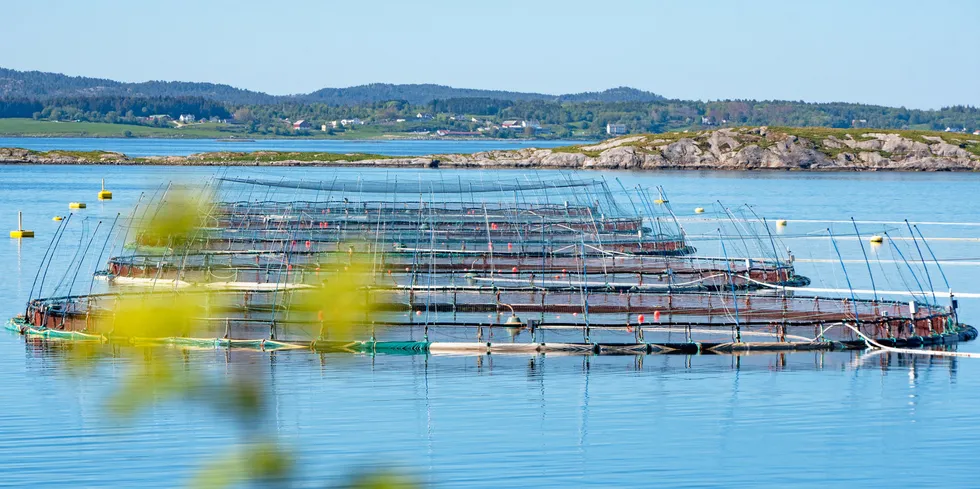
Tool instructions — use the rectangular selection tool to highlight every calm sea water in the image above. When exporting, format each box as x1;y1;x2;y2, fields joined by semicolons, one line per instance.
0;137;589;157
2;151;980;487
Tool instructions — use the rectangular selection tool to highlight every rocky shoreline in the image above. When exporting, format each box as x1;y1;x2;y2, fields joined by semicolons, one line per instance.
2;126;978;171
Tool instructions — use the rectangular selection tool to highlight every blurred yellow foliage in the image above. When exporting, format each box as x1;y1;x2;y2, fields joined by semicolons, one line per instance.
190;439;293;489
291;258;379;340
77;186;406;487
136;187;211;248
106;291;207;339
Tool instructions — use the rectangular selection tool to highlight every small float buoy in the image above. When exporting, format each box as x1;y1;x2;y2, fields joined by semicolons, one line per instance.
52;216;63;221
9;211;34;239
654;199;666;205
637;314;646;323
69;202;86;209
694;207;705;214
98;179;112;200
776;219;788;226
870;235;884;244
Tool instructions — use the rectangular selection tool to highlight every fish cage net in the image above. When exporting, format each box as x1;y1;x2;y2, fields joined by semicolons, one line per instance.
9;173;973;355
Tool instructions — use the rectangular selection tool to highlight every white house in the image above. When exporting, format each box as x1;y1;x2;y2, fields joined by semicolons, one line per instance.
179;114;196;123
606;123;627;135
340;118;364;126
416;113;433;120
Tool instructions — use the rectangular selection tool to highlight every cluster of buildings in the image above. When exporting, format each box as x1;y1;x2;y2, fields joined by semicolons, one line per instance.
141;114;224;125
280;114;637;138
305;115;556;137
322;118;365;129
944;126;980;135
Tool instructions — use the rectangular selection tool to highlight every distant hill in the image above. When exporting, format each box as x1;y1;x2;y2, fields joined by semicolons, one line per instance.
0;68;279;105
557;87;664;103
306;83;554;105
2;67;977;137
305;84;664;105
0;68;664;106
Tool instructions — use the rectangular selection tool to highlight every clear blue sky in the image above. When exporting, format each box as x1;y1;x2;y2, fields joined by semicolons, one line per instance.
2;0;977;109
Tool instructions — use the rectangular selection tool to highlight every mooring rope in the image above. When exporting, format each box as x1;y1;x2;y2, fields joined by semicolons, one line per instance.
839;323;980;359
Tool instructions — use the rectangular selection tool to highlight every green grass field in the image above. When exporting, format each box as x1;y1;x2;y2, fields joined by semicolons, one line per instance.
0;118;441;140
0;119;236;138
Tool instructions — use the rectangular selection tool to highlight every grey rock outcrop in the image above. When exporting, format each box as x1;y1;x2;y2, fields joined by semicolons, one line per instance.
2;127;979;171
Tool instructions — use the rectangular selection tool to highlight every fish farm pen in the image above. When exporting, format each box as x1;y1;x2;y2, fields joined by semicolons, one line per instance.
6;174;976;356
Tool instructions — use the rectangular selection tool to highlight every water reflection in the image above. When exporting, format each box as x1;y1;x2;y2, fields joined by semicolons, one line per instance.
6;332;976;487
18;336;961;379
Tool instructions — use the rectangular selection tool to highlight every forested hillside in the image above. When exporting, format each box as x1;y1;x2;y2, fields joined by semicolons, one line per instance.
0;68;277;105
0;68;663;105
1;67;978;138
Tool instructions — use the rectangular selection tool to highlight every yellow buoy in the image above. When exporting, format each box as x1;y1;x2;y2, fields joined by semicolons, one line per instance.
776;220;788;226
52;216;63;221
694;207;705;214
69;202;87;209
869;235;884;244
654;199;666;205
9;211;34;238
98;178;112;200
